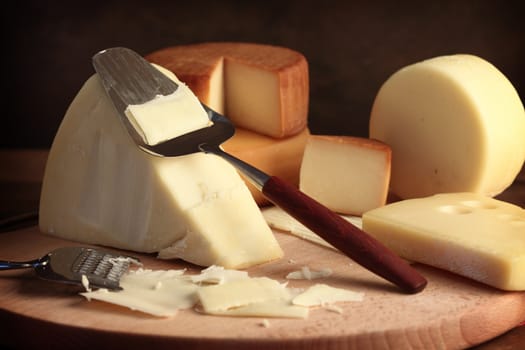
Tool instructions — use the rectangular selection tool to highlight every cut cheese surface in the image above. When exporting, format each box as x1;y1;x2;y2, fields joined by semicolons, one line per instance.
125;70;210;146
39;67;282;269
299;135;391;215
370;54;525;199
223;127;309;205
362;193;525;291
146;42;309;138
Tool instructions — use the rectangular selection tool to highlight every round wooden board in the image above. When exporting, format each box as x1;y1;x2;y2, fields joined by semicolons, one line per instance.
1;227;524;350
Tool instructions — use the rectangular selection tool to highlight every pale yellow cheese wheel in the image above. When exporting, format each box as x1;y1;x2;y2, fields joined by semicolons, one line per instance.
370;54;525;199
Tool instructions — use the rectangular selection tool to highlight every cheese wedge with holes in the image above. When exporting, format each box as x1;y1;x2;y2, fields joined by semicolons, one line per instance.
370;54;525;199
39;66;283;269
146;42;309;138
299;135;391;215
362;193;525;290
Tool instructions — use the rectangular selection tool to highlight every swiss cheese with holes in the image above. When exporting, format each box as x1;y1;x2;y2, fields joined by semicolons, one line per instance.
362;193;525;291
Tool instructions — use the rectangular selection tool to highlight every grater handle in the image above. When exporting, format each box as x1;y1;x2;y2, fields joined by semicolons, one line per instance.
0;256;48;270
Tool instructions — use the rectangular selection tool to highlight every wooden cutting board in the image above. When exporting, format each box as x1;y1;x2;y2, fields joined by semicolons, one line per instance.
1;227;524;350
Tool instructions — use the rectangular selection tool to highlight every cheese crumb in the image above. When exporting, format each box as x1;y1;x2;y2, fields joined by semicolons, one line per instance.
260;319;271;328
81;275;91;292
286;266;332;280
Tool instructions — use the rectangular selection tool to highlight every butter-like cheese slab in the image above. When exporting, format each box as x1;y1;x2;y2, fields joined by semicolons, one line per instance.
362;193;525;291
125;71;210;146
39;65;282;269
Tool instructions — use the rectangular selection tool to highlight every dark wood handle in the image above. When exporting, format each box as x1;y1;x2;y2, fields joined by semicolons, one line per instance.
262;176;427;294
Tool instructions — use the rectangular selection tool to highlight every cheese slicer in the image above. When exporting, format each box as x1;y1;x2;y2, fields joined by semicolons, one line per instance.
0;247;138;290
92;47;427;294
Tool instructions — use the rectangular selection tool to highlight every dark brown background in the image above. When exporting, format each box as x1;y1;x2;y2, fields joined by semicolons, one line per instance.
2;0;524;149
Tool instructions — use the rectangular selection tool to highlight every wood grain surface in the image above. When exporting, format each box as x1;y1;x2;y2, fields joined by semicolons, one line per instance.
1;227;524;350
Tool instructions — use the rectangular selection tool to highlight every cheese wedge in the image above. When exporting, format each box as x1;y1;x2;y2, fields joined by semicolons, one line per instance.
370;54;525;199
299;135;391;215
39;66;283;269
362;193;525;291
223;127;309;205
146;42;309;138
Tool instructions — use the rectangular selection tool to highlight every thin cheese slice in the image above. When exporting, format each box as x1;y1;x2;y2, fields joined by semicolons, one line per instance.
362;193;525;291
370;54;525;199
188;265;249;284
80;265;365;318
292;284;365;307
81;270;198;317
39;66;282;269
197;277;290;312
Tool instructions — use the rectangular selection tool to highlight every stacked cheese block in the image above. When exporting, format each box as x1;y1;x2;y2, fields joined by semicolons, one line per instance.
146;42;310;205
147;43;394;215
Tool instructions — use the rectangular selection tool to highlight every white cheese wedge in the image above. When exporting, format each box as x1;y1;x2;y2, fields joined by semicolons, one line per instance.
299;135;391;215
370;54;525;199
125;73;210;146
292;284;364;307
362;193;525;291
39;66;282;269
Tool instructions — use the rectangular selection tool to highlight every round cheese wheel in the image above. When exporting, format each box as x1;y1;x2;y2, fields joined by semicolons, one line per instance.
370;54;525;199
146;42;309;138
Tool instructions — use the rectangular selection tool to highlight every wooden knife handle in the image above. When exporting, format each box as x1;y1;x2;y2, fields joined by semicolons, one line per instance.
262;176;427;294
